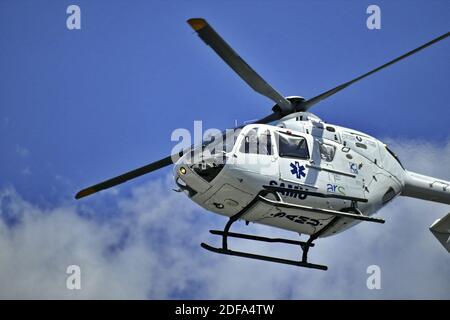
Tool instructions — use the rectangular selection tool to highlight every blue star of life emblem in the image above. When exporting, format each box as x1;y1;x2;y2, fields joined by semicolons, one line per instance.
290;161;306;179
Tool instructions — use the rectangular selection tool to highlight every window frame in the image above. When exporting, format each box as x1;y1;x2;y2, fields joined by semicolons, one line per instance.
276;131;310;160
237;127;274;156
316;140;336;162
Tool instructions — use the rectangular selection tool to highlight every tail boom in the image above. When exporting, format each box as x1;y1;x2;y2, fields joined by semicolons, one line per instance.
401;171;450;205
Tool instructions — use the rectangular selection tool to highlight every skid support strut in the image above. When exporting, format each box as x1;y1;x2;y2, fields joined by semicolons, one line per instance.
201;192;329;270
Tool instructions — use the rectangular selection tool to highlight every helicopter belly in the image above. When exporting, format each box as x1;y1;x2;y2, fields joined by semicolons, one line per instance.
243;200;335;235
186;166;359;236
203;183;255;217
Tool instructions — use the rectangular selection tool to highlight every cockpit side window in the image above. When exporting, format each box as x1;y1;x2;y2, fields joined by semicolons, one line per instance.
277;133;309;159
239;128;273;155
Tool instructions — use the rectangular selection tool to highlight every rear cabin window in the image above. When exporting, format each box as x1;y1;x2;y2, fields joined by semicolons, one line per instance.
317;141;336;162
277;133;309;159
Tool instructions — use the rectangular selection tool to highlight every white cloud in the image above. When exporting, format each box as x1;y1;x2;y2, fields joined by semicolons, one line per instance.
2;117;10;129
15;144;30;158
0;140;449;299
21;166;31;176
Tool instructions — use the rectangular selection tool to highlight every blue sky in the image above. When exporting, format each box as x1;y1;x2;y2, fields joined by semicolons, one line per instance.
0;1;449;299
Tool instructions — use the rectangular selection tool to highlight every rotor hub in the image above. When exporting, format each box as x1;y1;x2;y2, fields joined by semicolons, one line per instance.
271;96;306;115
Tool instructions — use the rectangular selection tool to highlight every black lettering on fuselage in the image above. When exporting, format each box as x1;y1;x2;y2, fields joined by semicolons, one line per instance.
268;180;308;200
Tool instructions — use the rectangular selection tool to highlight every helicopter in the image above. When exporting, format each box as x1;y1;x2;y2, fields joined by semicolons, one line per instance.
75;18;450;270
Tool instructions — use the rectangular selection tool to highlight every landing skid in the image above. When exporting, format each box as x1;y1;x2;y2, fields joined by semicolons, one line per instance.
201;191;331;270
201;190;384;270
201;242;327;270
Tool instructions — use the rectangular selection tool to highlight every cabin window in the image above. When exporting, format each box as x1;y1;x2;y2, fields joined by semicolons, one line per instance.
355;142;367;149
277;133;309;159
317;141;336;162
239;128;273;155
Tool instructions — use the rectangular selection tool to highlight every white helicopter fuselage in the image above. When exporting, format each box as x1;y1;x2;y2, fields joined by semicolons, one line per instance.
75;20;450;265
174;112;416;238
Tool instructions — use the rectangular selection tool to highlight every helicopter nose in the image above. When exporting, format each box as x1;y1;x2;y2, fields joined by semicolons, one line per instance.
174;161;211;195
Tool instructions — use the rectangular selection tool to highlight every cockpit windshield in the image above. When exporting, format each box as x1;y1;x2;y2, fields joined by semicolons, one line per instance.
184;129;240;167
184;129;240;182
203;129;240;156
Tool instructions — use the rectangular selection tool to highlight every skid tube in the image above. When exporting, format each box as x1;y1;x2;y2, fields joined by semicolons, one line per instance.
201;191;333;271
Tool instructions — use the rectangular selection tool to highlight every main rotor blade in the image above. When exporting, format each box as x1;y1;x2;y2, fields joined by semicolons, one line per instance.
299;32;450;111
75;155;175;199
187;18;293;113
252;112;283;125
